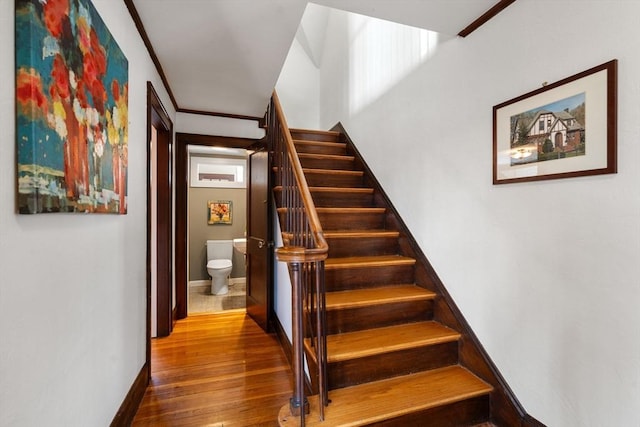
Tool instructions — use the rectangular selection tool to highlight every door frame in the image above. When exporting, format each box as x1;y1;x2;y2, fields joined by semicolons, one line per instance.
174;133;261;319
146;82;173;365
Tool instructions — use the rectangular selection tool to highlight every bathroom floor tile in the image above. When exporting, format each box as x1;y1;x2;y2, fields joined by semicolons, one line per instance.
188;280;246;314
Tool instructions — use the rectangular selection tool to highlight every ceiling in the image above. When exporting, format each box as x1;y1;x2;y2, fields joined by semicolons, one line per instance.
129;0;505;118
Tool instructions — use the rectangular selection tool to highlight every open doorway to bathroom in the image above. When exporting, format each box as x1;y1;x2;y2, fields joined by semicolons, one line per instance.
187;147;248;314
174;133;260;318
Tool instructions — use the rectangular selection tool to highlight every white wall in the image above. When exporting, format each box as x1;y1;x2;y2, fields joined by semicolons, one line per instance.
176;112;265;139
313;1;640;426
0;1;175;426
276;36;321;129
273;211;293;342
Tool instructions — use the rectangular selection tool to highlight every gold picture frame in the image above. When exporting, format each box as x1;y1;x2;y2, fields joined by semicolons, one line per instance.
208;200;232;225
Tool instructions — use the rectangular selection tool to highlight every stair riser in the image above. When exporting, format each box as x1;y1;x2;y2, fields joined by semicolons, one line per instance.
325;264;415;291
299;157;355;170
304;173;364;188
326;237;399;258
371;395;490;427
318;212;385;230
294;143;346;156
290;131;340;143
325;300;433;334
327;342;459;390
312;192;374;208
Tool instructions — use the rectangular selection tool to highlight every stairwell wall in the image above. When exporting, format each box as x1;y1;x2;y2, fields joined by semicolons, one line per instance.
311;2;640;426
0;1;175;426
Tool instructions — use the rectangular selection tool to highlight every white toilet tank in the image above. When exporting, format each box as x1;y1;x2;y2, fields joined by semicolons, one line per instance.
206;240;233;261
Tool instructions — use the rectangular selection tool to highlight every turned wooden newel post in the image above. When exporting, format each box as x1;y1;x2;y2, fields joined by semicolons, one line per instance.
276;246;310;423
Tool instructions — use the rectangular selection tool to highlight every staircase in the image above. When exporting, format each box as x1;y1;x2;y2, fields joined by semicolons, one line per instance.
276;128;501;426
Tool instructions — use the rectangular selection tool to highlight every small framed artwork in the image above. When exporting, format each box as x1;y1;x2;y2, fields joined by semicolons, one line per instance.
208;200;232;225
493;60;617;184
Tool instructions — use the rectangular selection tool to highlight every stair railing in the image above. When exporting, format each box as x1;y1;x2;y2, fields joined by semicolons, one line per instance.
267;91;329;424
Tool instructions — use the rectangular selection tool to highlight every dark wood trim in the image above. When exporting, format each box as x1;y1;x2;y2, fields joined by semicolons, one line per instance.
147;82;174;342
177;133;259;149
331;122;545;427
174;136;188;320
273;315;293;366
124;0;178;110
109;362;149;427
174;133;262;320
524;414;548;427
177;108;263;123
458;0;517;37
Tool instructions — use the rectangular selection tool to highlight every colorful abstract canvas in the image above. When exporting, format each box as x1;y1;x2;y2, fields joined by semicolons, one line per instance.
16;0;129;214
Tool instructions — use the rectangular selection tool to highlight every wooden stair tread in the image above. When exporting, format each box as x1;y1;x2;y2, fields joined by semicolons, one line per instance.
299;153;354;161
322;321;460;362
290;128;341;137
278;366;493;426
325;255;415;269
279;207;385;215
274;186;371;193
317;207;385;214
324;230;399;238
303;168;363;176
309;186;373;193
294;140;347;149
325;285;435;310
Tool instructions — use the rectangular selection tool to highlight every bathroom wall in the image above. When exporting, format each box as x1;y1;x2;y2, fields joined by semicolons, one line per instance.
188;186;247;281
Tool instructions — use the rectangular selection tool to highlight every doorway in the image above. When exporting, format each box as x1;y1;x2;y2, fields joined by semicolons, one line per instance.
174;133;261;320
147;83;173;346
187;147;249;314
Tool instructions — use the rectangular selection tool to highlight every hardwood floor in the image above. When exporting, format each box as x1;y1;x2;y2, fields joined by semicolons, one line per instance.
132;310;293;426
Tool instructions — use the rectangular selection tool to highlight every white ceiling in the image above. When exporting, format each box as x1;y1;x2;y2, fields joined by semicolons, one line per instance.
130;0;500;118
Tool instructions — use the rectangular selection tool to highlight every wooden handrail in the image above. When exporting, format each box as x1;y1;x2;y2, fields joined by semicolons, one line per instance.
268;91;329;424
271;91;328;259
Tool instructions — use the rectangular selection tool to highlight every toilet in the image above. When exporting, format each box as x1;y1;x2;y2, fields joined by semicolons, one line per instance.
206;240;233;295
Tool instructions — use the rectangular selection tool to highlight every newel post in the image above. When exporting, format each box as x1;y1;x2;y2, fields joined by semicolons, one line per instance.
276;247;310;424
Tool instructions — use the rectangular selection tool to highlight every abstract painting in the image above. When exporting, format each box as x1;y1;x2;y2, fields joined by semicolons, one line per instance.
16;0;129;213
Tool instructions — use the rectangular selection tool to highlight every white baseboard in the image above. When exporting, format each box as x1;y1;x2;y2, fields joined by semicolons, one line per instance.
189;280;210;288
189;277;246;288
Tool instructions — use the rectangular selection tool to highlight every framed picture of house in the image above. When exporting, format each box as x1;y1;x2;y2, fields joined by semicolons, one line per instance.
208;200;232;225
493;60;617;184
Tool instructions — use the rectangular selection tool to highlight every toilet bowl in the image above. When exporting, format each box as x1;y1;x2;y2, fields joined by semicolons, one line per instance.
206;259;232;295
206;240;233;295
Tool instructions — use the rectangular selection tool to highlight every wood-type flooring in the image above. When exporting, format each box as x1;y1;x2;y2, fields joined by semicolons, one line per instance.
132;310;292;426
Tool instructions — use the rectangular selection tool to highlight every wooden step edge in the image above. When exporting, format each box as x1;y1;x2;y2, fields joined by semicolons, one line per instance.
325;255;416;270
279;207;385;214
324;321;461;363
278;366;493;427
316;207;386;214
325;285;436;310
302;168;363;176
290;128;341;137
298;153;354;161
294;139;347;148
275;186;371;194
309;187;373;194
324;230;399;239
